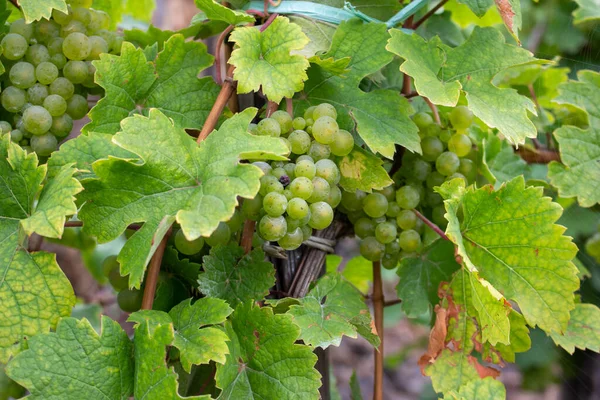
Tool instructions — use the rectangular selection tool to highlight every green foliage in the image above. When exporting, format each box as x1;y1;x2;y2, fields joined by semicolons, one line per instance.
194;0;254;25
92;0;156;27
6;317;134;399
444;377;506;400
337;146;393;192
18;0;67;22
572;0;600;24
79;108;287;288
550;303;600;354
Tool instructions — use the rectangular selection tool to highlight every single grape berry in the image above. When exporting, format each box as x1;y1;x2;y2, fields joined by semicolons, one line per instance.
315;159;340;185
117;289;143;312
278;228;304;250
396;186;421;210
174;229;204;255
312;103;337;120
271;110;293;134
413;112;433;130
312;116;338;144
259;215;287;241
63;32;92;61
448;133;472;157
257;118;281;137
399;229;421;252
449;106;473;130
23;106;53;136
436;151;460;176
205;222;231;247
360;236;385;261
287;197;309;220
354;217;376;239
263;192;288;217
362;193;388;218
288;130;311;154
329;129;354;156
308;201;334;230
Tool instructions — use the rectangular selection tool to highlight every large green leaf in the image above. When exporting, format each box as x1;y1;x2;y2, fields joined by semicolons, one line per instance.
286;273;378;348
396;240;460;317
6;317;134;399
572;0;600;25
216;302;321;399
229;16;309;103
480;135;528;188
92;0;156;28
337;146;393;193
129;311;210;399
19;0;67;22
550;303;600;354
0;135;77;362
79;108;288;288
548;70;600;208
387;27;541;146
295;19;420;159
437;177;579;335
169;298;233;373
198;245;275;307
194;0;254;25
85;35;219;135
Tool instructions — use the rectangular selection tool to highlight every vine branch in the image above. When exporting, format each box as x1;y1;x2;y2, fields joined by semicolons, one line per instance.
197;64;237;142
372;260;384;400
413;209;449;241
141;230;171;310
413;0;448;29
516;146;560;163
215;25;235;85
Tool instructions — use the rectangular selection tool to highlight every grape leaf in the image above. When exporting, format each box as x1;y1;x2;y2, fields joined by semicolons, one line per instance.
285;273;378;348
79;108;288;288
0;363;24;400
572;0;600;25
288;16;336;58
492;310;531;363
550;303;600;354
129;311;210;400
349;370;363;400
216;302;321;399
18;0;67;22
92;0;156;28
162;246;202;287
194;0;254;25
229;16;309;103
494;0;521;42
425;350;481;394
85;34;219;135
337;146;393;193
295;19;420;159
480;135;528;188
437;176;579;335
198;245;275;307
169;298;233;373
6;317;134;399
0;135;77;362
48;132;136;180
458;0;494;17
548;70;600;208
396;240;460;317
387;27;541;146
444;377;506;400
326;255;372;294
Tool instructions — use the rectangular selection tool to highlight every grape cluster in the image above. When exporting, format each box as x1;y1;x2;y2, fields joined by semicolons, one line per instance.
242;103;354;250
340;106;477;269
1;0;122;157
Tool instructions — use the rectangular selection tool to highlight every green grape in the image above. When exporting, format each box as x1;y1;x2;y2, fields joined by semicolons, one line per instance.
305;121;313;132
34;62;58;86
117;289;143;312
259;215;287;241
308;201;334;230
252;161;272;175
315;159;340;185
283;163;296;180
24;106;53;135
386;240;400;254
353;217;375;238
87;35;109;60
174;229;204;255
279;137;292;154
10;19;33;41
259;174;284;196
292;117;306;131
263;192;288;217
256;117;281;137
362;193;388;218
47;37;64;55
413;112;433;130
385;202;401;218
375;222;396;244
459;158;475;178
2;33;28;60
301;225;313;241
248;123;258;134
52;8;73;26
63;32;92;60
312;103;337;120
399;229;421;252
329;129;354;156
69;0;94;8
25;44;50;66
11;129;23;142
449;106;473;130
396;186;420;210
360;236;385;261
287;197;309;219
206;222;231;247
283;189;294;201
10;62;36;89
312;116;338;144
270;167;287;180
60;20;86;38
375;185;395;202
432;205;447;228
30;133;57;156
448;133;472;157
294;159;316;179
89;10;110;32
382;252;400;270
436;151;460;176
102;255;118;277
585;232;600;258
227;209;244;233
66;94;89;119
278;227;304;250
27;84;49;106
426;191;443;207
48;53;67;69
242;194;263;220
439;129;452;143
43;94;68;117
326;185;342;208
63;60;88;84
50;113;73;137
108;266;129;291
286;215;301;232
35;20;59;43
410;159;432;182
447;172;467;185
341;189;366;212
49;77;75;100
303;106;316;120
423;124;441;138
308;141;331;161
0;121;12;133
111;36;124;54
271;110;292;134
426;171;445;189
153;274;189;312
289;177;314;200
421;136;444;162
308;177;330;203
288;130;311;154
72;7;92;25
296;155;314;163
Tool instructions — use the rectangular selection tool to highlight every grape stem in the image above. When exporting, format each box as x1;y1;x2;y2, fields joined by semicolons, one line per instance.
197;64;237;142
424;97;441;125
8;0;19;9
215;25;235;85
266;100;279;117
384;298;402;307
286;98;293;117
240;220;256;254
413;0;449;29
260;12;279;32
64;221;142;231
372;260;384;400
141;230;171;310
516;146;560;163
413;209;450;241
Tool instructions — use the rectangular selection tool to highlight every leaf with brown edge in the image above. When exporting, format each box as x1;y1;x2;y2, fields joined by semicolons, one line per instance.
418;305;448;374
495;0;521;43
